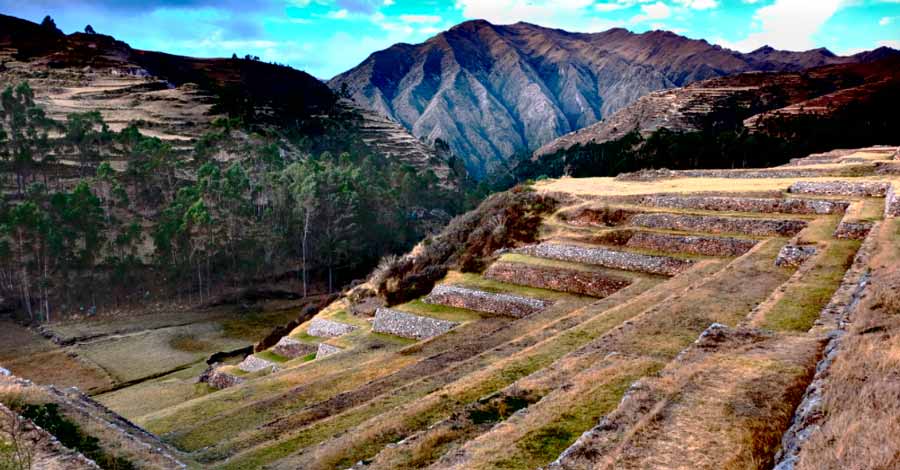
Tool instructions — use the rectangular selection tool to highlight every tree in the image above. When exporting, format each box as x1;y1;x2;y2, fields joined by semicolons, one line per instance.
84;24;96;34
40;15;59;32
0;83;53;194
65;111;109;175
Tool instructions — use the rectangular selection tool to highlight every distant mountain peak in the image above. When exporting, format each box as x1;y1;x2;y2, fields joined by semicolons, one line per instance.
330;20;877;177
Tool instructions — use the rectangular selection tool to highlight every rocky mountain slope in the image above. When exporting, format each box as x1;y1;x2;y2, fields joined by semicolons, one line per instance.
534;54;900;157
331;20;872;176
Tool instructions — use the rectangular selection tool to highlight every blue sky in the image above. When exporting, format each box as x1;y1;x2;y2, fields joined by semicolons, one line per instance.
3;0;898;79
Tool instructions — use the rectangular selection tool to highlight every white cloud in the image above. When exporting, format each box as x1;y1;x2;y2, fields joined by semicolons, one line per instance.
399;14;442;24
453;0;594;26
631;1;671;23
673;0;718;9
384;0;395;5
878;39;900;49
879;16;893;26
719;0;844;52
595;2;629;11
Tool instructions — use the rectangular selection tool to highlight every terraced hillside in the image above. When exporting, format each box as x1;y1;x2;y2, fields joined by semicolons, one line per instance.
35;145;888;470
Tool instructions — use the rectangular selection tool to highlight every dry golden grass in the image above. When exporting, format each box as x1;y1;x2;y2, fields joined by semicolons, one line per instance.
535;175;896;198
794;219;900;470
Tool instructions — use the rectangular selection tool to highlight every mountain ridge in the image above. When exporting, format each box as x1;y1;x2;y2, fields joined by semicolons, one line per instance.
332;19;884;176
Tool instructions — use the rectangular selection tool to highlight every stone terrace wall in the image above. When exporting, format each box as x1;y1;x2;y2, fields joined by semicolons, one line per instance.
424;285;549;318
625;231;757;257
617;166;867;181
238;355;278;373
639;195;849;215
885;184;900;218
775;245;817;268
484;262;630;298
630;213;807;237
834;217;873;240
514;243;692;276
0;402;101;470
307;318;357;338
788;180;889;197
271;336;317;358
315;343;343;359
372;308;459;340
204;367;245;390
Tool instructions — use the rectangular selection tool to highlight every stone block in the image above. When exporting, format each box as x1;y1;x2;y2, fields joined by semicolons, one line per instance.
237;355;278;373
514;243;692;276
271;336;317;358
307;318;357;338
775;245;817;268
316;343;343;359
483;262;629;297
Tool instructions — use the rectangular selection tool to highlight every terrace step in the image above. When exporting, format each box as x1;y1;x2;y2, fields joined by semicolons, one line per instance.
629;212;808;237
639;195;849;215
547;324;819;470
423;284;551;318
514;242;692;276
624;231;757;257
483;261;631;297
372;307;460;340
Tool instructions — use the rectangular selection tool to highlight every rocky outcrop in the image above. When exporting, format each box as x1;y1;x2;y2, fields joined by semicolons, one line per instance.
237;355;278;373
306;318;357;338
788;180;889;197
514;243;692;276
639;195;849;215
332;19;865;175
630;213;807;237
423;284;549;318
775;245;818;268
0;366;10;376
271;337;317;359
315;343;343;359
625;231;757;257
483;262;630;298
372;308;459;340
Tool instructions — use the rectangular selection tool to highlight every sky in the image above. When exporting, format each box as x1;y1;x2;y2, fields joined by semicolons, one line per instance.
2;0;898;79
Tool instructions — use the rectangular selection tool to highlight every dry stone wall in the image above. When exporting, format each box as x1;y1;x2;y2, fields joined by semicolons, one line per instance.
372;308;459;340
639;195;849;215
483;262;630;298
833;220;873;240
788;180;889;197
237;355;278;373
307;318;357;338
315;343;343;359
271;337;317;359
424;284;549;318
885;184;900;218
203;367;245;390
775;245;817;268
630;212;807;237
625;231;757;257
514;243;692;276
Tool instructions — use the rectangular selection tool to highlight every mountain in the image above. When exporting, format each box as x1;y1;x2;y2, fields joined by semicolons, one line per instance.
534;54;900;157
331;20;868;177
